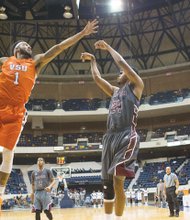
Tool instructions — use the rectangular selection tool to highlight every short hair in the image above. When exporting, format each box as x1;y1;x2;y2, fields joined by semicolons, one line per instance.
37;157;45;163
11;40;25;55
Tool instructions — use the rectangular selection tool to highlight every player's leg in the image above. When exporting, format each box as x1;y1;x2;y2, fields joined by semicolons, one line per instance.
0;148;14;195
171;188;179;216
35;210;42;220
44;210;53;220
33;192;42;220
0;112;26;197
103;178;115;214
43;192;53;220
101;133;115;215
113;175;126;216
166;189;174;216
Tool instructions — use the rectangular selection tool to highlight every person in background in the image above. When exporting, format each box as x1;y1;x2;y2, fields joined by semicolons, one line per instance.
164;166;180;217
81;39;144;219
31;158;55;220
0;19;98;202
157;179;165;207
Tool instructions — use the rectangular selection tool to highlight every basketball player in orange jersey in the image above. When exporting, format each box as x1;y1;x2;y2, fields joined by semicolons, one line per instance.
0;19;98;200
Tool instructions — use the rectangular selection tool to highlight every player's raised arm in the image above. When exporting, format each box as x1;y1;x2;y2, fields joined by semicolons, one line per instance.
81;52;117;97
34;19;98;74
94;40;144;100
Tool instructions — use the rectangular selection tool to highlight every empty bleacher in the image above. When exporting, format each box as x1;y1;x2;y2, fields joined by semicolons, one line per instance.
5;169;27;195
18;134;58;146
24;88;190;112
62;98;103;111
63;132;103;144
178;159;190;185
26;99;57;111
135;158;185;188
149;89;190;105
151;124;190;139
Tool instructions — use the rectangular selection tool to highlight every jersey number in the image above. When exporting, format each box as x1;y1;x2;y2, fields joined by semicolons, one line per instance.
14;72;19;85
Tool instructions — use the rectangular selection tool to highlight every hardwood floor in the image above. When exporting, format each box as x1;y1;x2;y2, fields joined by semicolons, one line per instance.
0;206;190;220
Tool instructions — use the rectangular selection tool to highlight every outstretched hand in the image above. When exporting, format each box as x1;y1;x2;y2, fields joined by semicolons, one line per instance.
81;52;95;62
94;40;109;50
83;19;99;36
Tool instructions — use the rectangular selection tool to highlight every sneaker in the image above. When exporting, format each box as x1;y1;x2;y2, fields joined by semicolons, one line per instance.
175;213;179;217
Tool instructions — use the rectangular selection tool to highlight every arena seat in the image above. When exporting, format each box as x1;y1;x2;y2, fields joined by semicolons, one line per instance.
5;169;27;195
135;158;185;188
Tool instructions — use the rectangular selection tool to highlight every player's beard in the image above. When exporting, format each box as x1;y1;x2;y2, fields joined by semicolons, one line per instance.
20;48;32;58
117;74;128;86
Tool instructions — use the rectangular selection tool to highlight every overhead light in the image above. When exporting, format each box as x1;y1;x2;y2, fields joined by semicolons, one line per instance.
76;0;80;9
0;6;8;20
109;0;123;13
63;5;73;19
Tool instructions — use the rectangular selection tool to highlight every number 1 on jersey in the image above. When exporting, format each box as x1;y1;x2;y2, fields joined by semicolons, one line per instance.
14;72;19;85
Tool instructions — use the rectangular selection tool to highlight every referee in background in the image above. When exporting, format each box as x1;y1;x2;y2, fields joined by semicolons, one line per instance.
164;166;180;217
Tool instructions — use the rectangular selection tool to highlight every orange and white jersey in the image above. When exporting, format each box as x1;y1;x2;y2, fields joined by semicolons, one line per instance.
0;56;36;108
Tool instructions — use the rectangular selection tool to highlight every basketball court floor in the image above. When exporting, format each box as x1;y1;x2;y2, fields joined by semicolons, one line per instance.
1;206;190;220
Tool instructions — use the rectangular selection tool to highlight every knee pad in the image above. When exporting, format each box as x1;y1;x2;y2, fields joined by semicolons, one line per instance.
102;179;114;200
